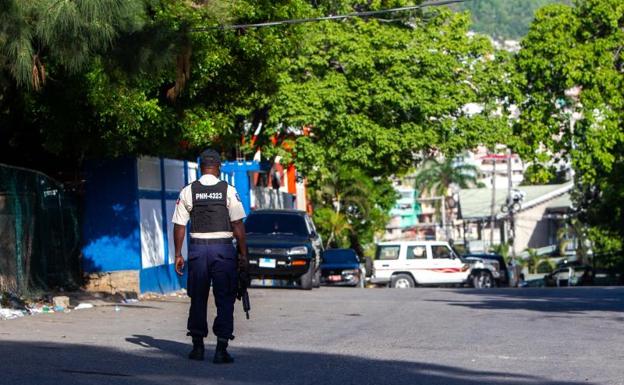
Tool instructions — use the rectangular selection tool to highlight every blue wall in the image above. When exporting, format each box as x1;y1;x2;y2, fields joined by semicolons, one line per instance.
220;161;262;215
82;158;265;293
82;158;141;272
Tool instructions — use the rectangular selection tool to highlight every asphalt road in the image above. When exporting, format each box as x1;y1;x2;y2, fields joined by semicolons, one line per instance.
1;287;623;385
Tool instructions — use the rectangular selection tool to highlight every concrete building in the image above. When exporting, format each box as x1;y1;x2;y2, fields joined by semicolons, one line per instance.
456;146;525;189
457;183;574;255
384;186;422;240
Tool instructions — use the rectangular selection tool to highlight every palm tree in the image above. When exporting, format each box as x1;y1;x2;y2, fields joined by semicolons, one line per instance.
525;248;540;274
413;157;479;235
322;209;351;249
317;167;371;218
413;157;480;198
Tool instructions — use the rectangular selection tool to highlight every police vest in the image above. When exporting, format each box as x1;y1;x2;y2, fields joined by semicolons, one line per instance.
190;180;231;233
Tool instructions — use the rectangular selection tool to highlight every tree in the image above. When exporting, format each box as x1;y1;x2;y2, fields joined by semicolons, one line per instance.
513;0;624;247
0;1;513;253
270;6;511;179
413;157;479;232
310;165;396;254
524;248;540;274
413;157;479;198
313;208;351;249
453;0;571;40
0;0;145;89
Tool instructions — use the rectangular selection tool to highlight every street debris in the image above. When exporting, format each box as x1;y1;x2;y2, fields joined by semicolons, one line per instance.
0;290;156;320
0;308;26;320
52;296;70;309
139;289;187;301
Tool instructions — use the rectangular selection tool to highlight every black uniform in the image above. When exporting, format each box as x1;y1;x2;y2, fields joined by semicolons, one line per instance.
186;180;238;340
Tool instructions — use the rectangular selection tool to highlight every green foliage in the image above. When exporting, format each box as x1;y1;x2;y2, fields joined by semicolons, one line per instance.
453;0;571;40
588;227;623;270
0;0;145;89
489;242;510;262
413;157;479;197
272;8;510;177
0;0;513;251
521;163;567;185
536;259;554;274
313;208;351;248
523;248;555;274
514;0;624;247
310;165;396;253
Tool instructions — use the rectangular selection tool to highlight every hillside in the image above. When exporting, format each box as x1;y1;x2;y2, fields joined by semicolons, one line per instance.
452;0;571;40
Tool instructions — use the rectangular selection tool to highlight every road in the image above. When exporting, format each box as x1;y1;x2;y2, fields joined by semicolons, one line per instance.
1;287;623;385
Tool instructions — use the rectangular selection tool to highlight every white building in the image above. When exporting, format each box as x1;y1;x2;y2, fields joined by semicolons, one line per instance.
456;146;525;189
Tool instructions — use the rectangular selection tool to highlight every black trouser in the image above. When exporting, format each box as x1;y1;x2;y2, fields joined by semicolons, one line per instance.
186;240;238;339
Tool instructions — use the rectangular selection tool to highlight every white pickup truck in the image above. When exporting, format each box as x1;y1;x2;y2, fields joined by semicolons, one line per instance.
371;241;502;288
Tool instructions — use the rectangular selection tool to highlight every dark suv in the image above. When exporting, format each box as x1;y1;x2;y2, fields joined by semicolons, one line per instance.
245;209;323;290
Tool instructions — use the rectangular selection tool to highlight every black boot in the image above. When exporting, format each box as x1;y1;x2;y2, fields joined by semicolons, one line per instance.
213;338;234;364
188;336;205;361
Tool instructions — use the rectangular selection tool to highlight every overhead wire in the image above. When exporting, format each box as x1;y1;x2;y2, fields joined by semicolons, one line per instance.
190;0;468;32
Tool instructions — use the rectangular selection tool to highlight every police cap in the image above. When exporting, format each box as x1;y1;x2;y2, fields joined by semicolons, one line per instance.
200;149;221;166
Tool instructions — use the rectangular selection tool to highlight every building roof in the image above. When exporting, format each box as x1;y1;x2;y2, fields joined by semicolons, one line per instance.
545;193;572;210
459;183;573;220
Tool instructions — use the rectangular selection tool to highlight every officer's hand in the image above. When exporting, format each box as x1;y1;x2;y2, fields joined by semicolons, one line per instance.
238;255;249;273
175;255;185;275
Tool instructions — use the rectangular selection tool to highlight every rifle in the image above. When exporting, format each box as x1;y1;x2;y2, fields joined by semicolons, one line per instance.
237;270;251;319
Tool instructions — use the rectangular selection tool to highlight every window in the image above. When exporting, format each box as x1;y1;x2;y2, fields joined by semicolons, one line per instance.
304;215;317;235
376;245;400;260
245;213;308;236
407;246;426;260
431;245;452;259
323;249;358;264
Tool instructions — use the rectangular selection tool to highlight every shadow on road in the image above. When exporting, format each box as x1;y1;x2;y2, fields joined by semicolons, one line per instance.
432;287;624;315
0;336;595;385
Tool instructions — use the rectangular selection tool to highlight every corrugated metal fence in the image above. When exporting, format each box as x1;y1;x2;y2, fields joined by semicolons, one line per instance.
0;164;80;294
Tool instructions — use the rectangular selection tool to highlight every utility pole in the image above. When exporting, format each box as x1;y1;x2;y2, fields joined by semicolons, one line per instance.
441;196;446;241
507;148;515;261
489;157;496;248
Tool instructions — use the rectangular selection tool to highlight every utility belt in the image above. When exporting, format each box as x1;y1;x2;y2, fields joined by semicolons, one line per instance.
190;237;233;245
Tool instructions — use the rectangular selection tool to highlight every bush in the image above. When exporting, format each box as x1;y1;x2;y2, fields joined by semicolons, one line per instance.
536;259;555;274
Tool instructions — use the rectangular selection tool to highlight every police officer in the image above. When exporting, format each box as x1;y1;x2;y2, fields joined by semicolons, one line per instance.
172;149;248;363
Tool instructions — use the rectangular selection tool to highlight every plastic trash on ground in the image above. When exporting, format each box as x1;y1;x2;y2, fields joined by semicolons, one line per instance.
0;308;26;320
74;303;94;310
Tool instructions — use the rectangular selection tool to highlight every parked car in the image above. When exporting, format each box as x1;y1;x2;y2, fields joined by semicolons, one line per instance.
320;248;366;287
245;209;323;290
371;241;504;288
544;264;594;287
462;253;509;287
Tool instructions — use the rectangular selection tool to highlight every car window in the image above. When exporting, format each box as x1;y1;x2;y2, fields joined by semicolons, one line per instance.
431;245;453;259
323;249;358;264
304;215;316;235
245;213;308;236
376;245;400;260
407;246;426;260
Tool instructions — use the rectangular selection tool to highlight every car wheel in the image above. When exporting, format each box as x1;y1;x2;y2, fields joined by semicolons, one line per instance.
312;266;321;288
364;257;373;278
299;262;314;290
358;269;366;288
390;274;415;289
473;271;494;289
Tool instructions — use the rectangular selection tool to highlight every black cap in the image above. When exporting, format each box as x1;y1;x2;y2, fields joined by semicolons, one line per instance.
200;149;221;166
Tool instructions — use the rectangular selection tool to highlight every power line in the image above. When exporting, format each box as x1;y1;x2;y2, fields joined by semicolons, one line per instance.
191;0;467;32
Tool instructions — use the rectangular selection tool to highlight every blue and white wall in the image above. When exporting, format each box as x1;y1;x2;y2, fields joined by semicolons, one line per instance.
82;157;198;294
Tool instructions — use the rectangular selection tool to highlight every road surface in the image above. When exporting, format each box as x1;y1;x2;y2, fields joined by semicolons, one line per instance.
1;287;623;385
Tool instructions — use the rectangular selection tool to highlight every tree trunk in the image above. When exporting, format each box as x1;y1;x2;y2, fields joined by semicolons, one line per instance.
348;231;365;258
